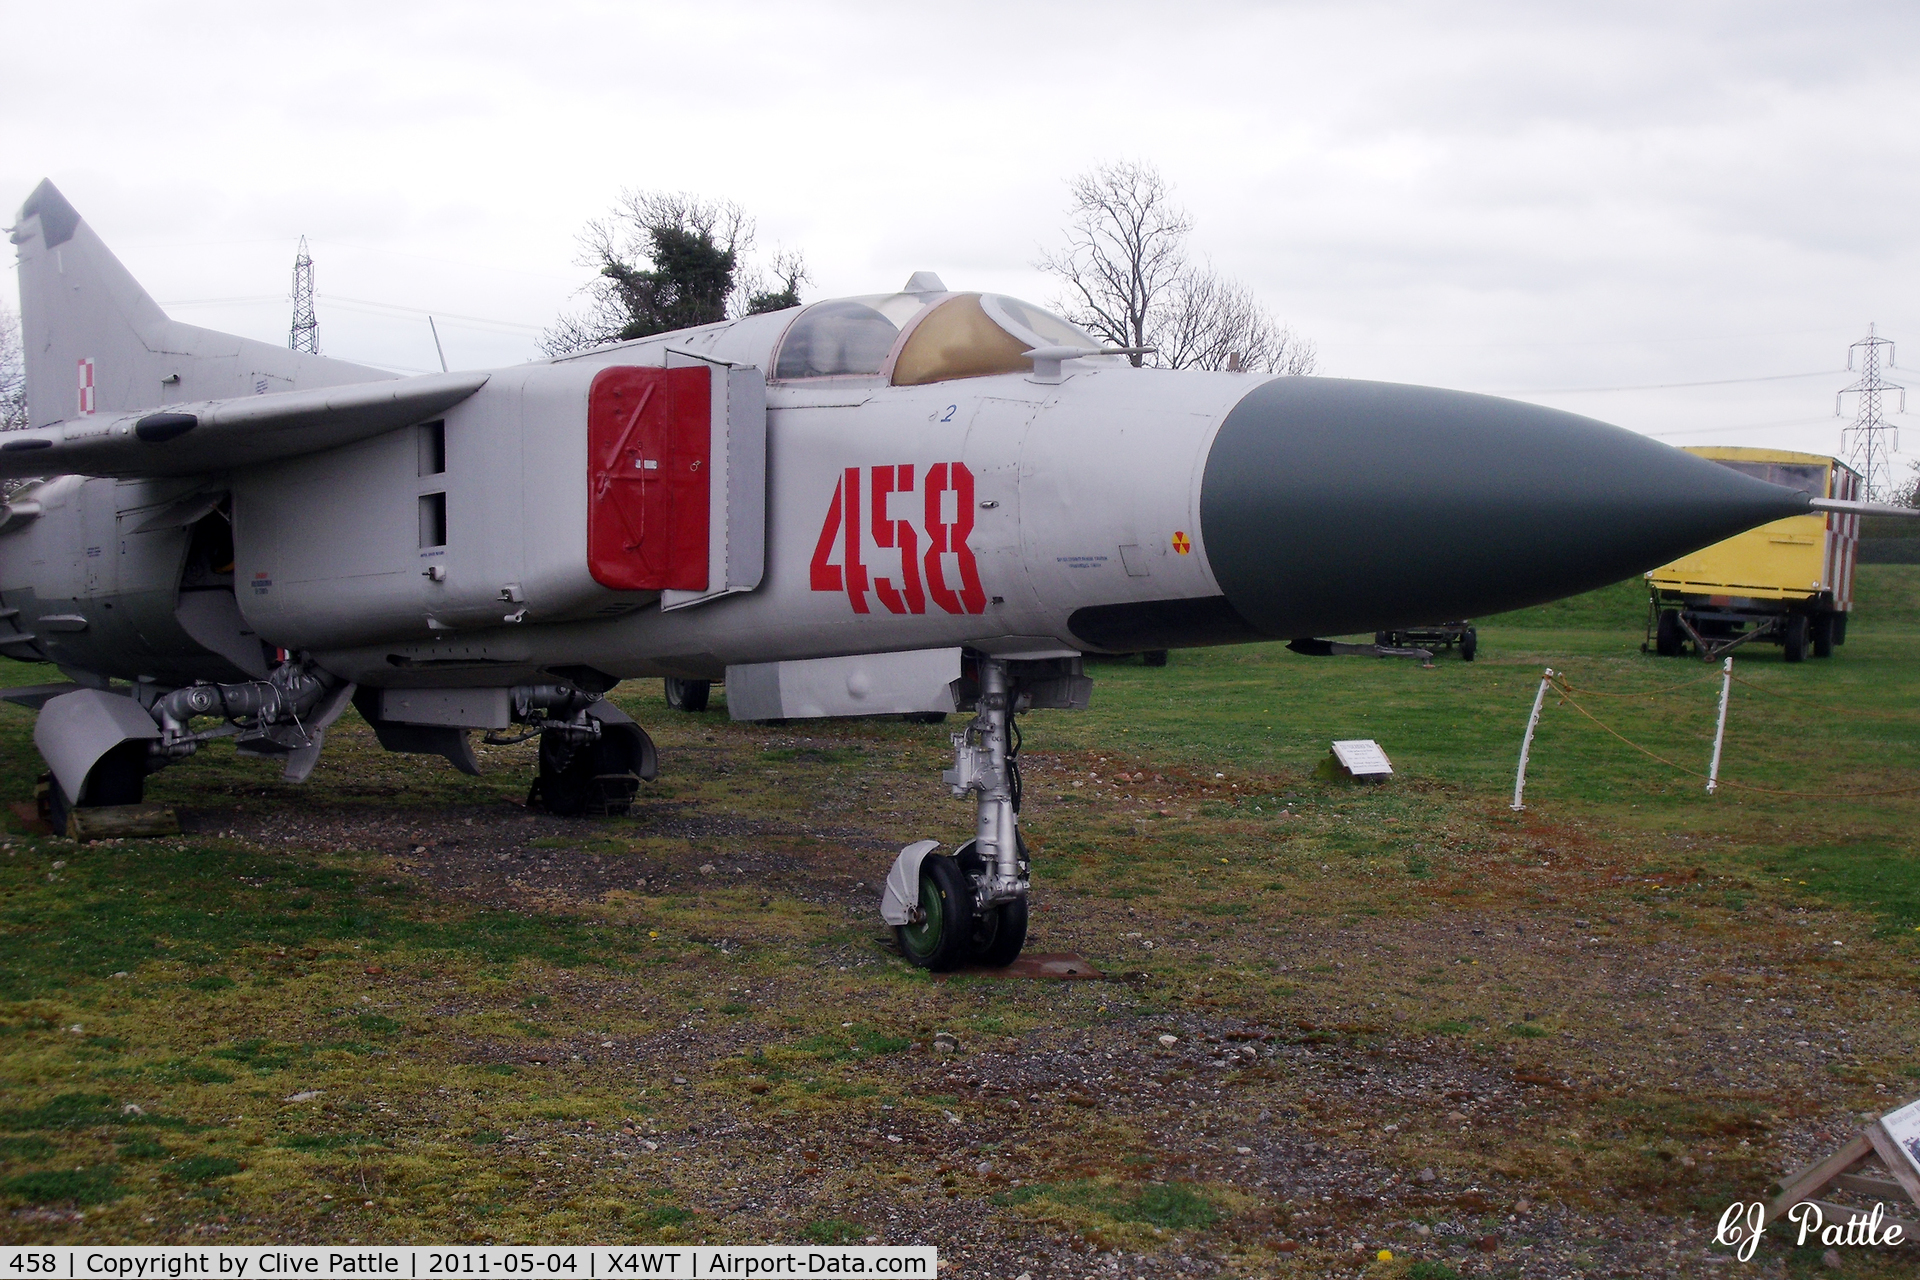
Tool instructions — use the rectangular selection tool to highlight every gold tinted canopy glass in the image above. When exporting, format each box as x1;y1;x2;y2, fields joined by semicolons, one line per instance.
773;290;1103;385
891;295;1035;386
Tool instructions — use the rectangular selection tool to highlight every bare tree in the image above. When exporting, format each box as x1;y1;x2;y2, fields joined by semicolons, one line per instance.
1035;161;1190;367
0;304;26;431
1;304;38;498
1896;463;1920;509
543;191;808;355
1037;160;1316;375
1155;266;1317;376
735;247;812;317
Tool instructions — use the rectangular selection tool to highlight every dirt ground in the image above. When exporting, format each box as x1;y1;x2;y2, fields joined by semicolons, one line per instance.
5;701;1902;1279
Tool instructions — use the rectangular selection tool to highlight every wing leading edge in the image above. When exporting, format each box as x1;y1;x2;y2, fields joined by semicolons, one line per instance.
0;371;490;480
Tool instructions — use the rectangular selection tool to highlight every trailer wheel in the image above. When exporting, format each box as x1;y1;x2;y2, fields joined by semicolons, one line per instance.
1655;610;1684;658
1460;628;1478;661
1811;612;1835;659
1782;614;1809;663
1833;612;1848;646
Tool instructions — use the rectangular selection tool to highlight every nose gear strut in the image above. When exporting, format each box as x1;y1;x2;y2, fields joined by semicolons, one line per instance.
882;656;1034;971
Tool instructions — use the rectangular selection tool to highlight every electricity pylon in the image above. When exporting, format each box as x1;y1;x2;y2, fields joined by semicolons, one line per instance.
1837;324;1903;501
289;237;318;355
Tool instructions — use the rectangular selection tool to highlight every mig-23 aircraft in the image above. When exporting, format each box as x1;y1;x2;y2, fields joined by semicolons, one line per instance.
0;179;1863;970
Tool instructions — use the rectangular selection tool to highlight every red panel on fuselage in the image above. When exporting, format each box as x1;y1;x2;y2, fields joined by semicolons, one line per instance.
587;366;711;591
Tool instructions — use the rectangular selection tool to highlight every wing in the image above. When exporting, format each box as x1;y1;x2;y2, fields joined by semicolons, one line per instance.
0;371;489;480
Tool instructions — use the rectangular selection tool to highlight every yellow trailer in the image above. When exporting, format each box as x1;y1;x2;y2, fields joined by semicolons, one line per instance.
1645;447;1861;662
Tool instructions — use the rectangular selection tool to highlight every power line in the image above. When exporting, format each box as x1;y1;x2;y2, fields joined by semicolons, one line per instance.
162;292;545;335
1837;325;1905;501
1643;416;1837;439
1497;369;1842;395
319;294;545;334
159;295;286;308
289;237;318;354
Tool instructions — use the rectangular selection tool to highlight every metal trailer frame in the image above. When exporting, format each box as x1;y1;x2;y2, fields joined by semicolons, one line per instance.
1374;621;1478;661
1643;448;1861;665
1641;591;1846;663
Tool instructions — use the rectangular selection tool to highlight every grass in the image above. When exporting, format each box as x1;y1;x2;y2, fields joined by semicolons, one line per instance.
166;1155;243;1183
994;1179;1220;1230
0;832;642;1000
800;1218;862;1244
794;1027;911;1060
0;568;1912;1274
1756;842;1920;934
1;1166;122;1206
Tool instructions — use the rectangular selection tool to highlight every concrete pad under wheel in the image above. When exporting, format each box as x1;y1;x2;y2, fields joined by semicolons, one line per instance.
939;952;1103;981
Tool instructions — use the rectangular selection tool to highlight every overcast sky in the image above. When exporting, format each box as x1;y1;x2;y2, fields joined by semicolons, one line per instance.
7;1;1918;479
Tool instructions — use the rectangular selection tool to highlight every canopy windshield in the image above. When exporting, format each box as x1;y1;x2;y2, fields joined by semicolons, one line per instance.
773;293;930;380
772;291;1105;384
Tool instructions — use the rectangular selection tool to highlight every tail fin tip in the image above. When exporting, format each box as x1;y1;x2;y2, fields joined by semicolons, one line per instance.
14;180;79;249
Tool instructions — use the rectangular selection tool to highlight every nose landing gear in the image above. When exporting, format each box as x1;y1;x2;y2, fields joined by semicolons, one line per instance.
881;657;1034;971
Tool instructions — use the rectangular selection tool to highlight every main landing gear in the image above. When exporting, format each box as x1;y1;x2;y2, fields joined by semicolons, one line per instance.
518;686;657;818
881;658;1032;971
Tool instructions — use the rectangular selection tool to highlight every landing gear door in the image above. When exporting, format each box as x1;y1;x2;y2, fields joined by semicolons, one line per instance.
660;352;766;611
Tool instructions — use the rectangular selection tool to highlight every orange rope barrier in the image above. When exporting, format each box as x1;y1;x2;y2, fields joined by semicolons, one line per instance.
1545;679;1920;799
1727;673;1920;720
1549;672;1722;699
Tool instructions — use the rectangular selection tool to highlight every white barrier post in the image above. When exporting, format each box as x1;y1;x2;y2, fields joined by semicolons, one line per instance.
1511;667;1556;811
1707;655;1733;794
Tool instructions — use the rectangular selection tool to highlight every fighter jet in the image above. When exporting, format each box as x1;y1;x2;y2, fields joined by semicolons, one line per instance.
0;179;1865;970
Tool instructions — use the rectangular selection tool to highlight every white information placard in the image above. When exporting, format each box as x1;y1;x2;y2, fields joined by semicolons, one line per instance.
1331;739;1393;777
1883;1097;1920;1179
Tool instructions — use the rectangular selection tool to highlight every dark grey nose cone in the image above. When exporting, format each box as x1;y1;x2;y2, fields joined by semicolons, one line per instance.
1201;377;1810;638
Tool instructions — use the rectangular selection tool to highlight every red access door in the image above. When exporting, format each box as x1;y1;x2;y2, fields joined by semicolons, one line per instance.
587;366;711;591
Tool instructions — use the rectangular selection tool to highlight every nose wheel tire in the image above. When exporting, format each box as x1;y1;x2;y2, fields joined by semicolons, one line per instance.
969;895;1029;968
894;854;976;972
954;834;1030;967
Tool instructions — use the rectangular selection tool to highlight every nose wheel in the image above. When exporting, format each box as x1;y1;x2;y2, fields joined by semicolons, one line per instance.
893;852;976;971
881;658;1032;971
888;833;1033;971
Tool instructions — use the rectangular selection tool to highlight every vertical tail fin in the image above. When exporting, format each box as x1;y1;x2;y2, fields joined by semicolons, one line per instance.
10;180;392;430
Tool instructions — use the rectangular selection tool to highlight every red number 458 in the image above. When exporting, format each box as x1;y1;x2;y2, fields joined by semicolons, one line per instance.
810;463;986;616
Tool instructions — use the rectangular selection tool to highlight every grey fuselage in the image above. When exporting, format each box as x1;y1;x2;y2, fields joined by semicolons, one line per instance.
0;183;1807;703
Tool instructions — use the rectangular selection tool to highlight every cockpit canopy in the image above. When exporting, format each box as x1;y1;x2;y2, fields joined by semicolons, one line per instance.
772;288;1107;385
